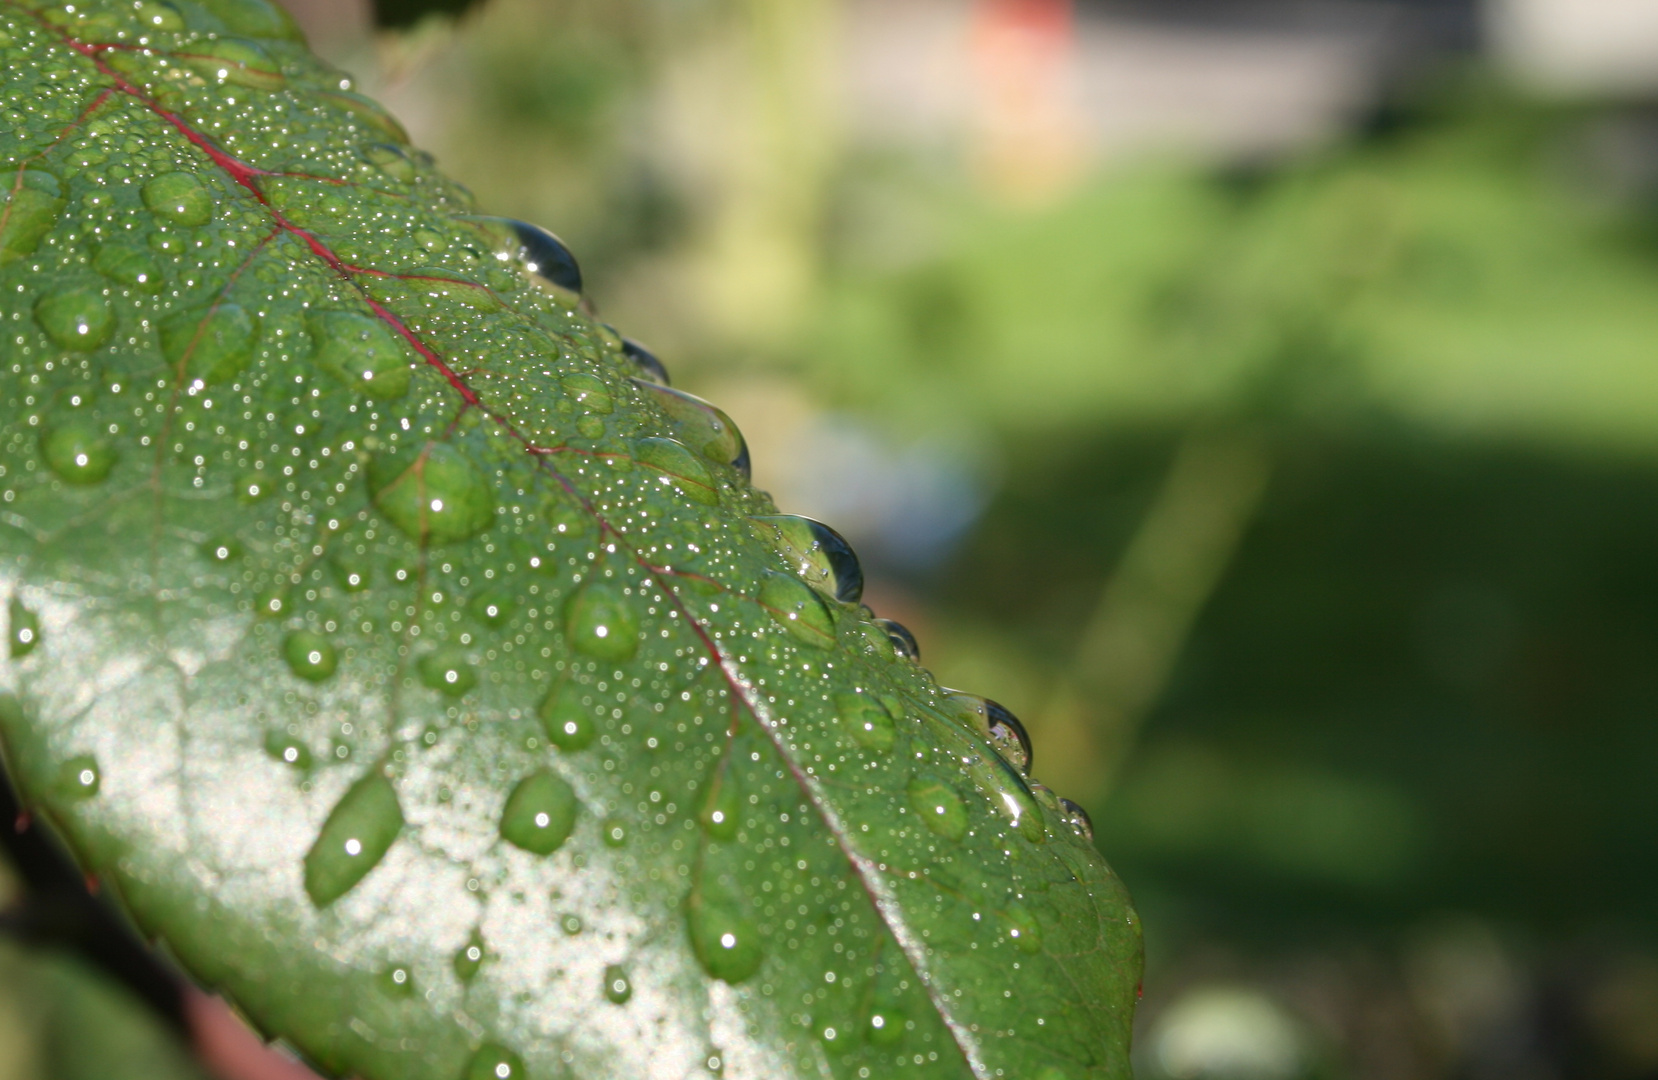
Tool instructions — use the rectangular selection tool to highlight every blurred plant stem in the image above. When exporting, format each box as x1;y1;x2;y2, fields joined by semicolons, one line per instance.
1039;427;1273;803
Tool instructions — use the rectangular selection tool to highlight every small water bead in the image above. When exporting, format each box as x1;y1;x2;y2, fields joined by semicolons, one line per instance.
8;599;39;659
602;965;632;1004
453;930;486;982
264;729;312;770
600;817;627;847
560;913;583;935
57;755;100;801
632;437;717;505
563;581;640;662
332;554;371;593
962;749;1046;844
756;571;836;650
159;303;258;385
253;587;287;618
629;381;750;479
302;772;403;907
469;587;514;627
201;535;242;563
93;242;162;293
142;171;213;226
36;286;113;352
944;692;1033;775
834;693;895;753
866;1008;906;1047
498;770;579;855
1003;903;1043;955
309;310;415;400
699;775;741;841
417;649;476;697
907;774;967;841
238;471;275;503
560;373;612;415
620;336;669;385
0;170;65;265
134;1;185;32
1059;798;1094;841
537;683;597;751
874;618;919;660
367;443;496;546
751;515;864;603
284;631;337;682
41;423;117;485
687;897;763;984
464;1044;526;1080
378;963;416;999
1028;781;1062;813
362;143;417;182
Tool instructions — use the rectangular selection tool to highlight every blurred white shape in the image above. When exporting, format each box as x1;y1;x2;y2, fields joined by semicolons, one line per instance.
1149;985;1309;1080
1491;0;1658;93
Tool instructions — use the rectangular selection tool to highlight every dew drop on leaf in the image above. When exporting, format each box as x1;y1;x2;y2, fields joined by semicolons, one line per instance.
303;772;402;907
284;631;337;682
835;692;895;753
264;729;312;770
1003;903;1044;955
620;335;669;385
907;774;967;841
631;380;750;479
751;514;864;603
632;437;718;506
600;817;627;847
57;754;99;801
8;598;39;659
141;172;213;226
35;286;113;351
1060;798;1095;841
757;571;836;650
507;218;583;294
417;649;476;697
563;582;640;662
946;692;1033;775
464;1043;526;1080
560;373;612;415
498;770;579;855
201;535;242;564
537;682;597;751
378;963;416;999
699;773;741;840
602;964;632;1004
469;587;513;626
93;241;163;293
866;1007;905;1047
874;617;920;660
159;303;258;385
453;930;486;982
40;422;116;485
309;310;415;400
0;171;64;264
687;896;763;985
368;443;496;546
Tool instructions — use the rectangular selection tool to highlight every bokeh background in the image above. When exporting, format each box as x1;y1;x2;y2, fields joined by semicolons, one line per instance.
15;0;1658;1077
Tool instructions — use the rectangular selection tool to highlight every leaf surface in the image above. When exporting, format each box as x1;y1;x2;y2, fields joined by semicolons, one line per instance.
0;3;1142;1078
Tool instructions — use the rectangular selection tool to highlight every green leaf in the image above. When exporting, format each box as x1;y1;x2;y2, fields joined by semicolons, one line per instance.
0;2;1141;1079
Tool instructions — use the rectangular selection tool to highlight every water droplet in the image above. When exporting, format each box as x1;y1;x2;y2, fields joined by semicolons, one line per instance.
866;1008;906;1047
201;535;242;564
378;963;416;998
469;587;513;627
907;774;966;841
944;692;1032;774
1059;798;1094;841
182;36;284;89
141;172;213;226
835;692;895;753
875;618;919;660
508;219;582;294
603;964;632;1004
8;598;39;659
418;649;476;697
332;553;371;593
56;755;99;801
368;442;496;546
303;772;403;907
600;817;627;847
620;336;669;385
309;310;414;399
363;142;416;182
0;171;64;265
35;286;113;351
1028;781;1062;813
563;581;640;661
699;774;741;840
464;1044;526;1080
134;0;184;30
561;373;613;415
499;770;579;855
322;89;411;144
284;631;337;682
40;423;116;485
687;897;763;984
537;682;597;751
93;242;163;293
757;571;836;649
253;587;287;618
264;729;312;770
961;744;1046;844
159;303;258;385
1003;903;1044;954
238;471;275;503
630;381;749;479
751;515;863;603
453;930;486;982
560;913;582;935
632;437;717;506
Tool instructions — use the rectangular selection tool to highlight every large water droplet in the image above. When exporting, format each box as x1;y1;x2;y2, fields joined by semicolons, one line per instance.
93;241;163;293
620;336;669;385
633;437;718;506
453;930;486;982
284;631;337;682
563;581;640;661
835;692;895;753
687;896;763;984
630;380;749;479
757;571;836;649
944;692;1032;774
602;964;632;1004
1060;797;1094;841
57;755;100;801
499;770;578;855
699;774;741;840
142;172;213;226
0;171;64;264
309;310;415;399
368;443;496;546
874;618;919;660
907;774;966;841
36;286;113;351
751;515;863;603
8;598;39;659
418;649;476;697
537;682;597;751
159;303;258;385
962;746;1046;843
303;772;403;907
508;219;582;294
464;1044;526;1080
40;423;116;485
